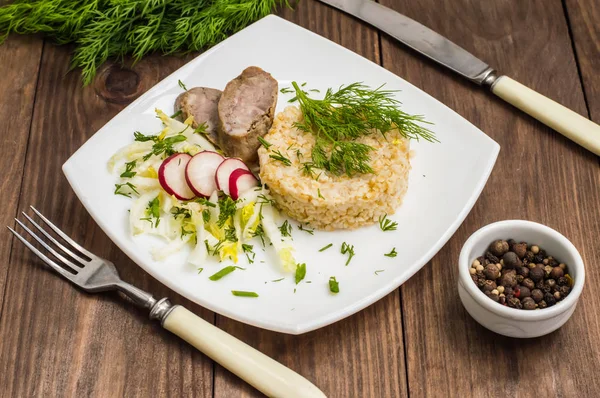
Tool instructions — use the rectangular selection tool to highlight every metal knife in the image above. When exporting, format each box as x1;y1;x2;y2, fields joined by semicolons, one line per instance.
318;0;600;156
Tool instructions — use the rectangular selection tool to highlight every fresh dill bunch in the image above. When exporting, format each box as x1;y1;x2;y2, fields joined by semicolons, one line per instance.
0;0;289;85
291;81;436;176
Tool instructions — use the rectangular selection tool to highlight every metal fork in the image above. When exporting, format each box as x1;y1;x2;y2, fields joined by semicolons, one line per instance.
8;206;325;398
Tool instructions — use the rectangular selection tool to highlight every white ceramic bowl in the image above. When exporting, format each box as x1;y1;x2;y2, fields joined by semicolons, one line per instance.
458;220;585;338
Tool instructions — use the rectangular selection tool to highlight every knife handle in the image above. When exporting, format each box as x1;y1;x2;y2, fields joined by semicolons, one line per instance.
491;76;600;155
162;305;326;398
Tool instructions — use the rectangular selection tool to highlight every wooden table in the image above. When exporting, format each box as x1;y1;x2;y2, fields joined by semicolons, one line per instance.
1;0;599;396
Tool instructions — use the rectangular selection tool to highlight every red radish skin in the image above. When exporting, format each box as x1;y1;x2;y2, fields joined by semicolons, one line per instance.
229;168;259;200
185;151;224;198
215;158;250;195
158;153;195;200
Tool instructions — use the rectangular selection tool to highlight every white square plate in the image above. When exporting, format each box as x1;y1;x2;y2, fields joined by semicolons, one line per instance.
63;15;499;334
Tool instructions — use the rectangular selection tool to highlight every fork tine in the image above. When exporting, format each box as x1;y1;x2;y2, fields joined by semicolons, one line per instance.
21;213;89;266
15;219;81;273
30;206;98;260
7;226;77;280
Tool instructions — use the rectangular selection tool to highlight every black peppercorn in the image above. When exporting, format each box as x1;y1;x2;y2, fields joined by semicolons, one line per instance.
504;287;514;297
535;280;545;290
559;285;570;296
483;280;497;292
525;251;535;262
550;267;564;280
533;254;544;264
522;278;535;290
499;295;507;305
507;239;516;247
544;292;557;306
529;267;544;282
476;277;486;289
522;297;536;310
483;264;500;280
516;275;524;284
488;293;500;302
502;252;521;269
531;289;544;303
548;258;559;267
489;240;509;257
538;300;547;309
507;297;522;309
500;269;518;288
513;242;527;259
546;279;557;289
485;251;500;264
557;276;568;286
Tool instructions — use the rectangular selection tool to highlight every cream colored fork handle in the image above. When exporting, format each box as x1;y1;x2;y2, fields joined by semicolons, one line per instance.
492;76;600;156
163;306;326;398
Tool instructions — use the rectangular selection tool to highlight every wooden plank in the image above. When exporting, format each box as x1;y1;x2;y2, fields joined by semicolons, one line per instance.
0;44;214;397
212;3;408;397
565;0;600;121
0;34;43;318
378;0;600;396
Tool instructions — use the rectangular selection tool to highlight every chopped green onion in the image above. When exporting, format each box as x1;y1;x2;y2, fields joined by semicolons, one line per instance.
295;263;306;284
231;290;259;298
329;277;339;294
209;266;243;281
341;242;355;266
384;248;398;257
375;270;385;275
319;243;333;252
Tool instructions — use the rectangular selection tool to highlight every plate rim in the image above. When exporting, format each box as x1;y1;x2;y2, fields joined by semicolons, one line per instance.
62;14;500;334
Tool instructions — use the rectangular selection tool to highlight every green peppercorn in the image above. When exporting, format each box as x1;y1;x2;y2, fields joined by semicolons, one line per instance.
531;289;544;303
522;297;536;310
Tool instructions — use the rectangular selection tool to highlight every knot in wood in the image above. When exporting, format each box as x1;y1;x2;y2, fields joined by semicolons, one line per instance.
95;64;141;104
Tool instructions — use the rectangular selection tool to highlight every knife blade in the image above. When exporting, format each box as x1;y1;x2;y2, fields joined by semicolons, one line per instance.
319;0;496;85
317;0;600;156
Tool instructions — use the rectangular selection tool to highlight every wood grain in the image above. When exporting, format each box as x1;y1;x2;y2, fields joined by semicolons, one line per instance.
378;0;600;396
0;44;215;397
565;0;600;121
212;2;408;397
0;34;43;317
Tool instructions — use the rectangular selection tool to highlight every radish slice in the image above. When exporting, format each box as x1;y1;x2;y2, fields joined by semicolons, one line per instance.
215;158;250;195
229;169;259;200
158;153;195;200
185;151;224;198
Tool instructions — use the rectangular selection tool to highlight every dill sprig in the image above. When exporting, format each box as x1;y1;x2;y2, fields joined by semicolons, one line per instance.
292;81;436;175
0;0;289;85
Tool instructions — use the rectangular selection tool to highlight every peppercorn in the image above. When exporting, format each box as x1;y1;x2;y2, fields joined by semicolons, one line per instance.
531;289;544;303
485;251;500;264
528;262;536;269
550;267;564;280
497;286;505;294
502;252;521;269
483;280;497;292
538;300;547;309
504;287;514;297
544;292;557;306
496;263;502;271
499;295;507;305
522;278;535;290
538;249;547;258
471;274;478;283
558;275;567;285
544;265;553;276
543;258;549;265
559;285;570;296
525;251;535;262
469;267;476;275
489;240;509;257
517;266;529;277
476;256;485;264
507;297;522;309
483;264;500;280
535;280;545;290
507;239;516;247
553;291;561;300
476;277;486;289
476;264;484;272
522;297;536;310
472;259;481;268
500;269;518;288
531;245;540;254
546;279;557;289
513;243;527;259
533;254;544;264
559;263;566;270
488;293;500;302
518;286;531;298
529;267;544;282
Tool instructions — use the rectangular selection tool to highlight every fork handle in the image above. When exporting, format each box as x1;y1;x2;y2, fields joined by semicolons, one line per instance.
162;306;326;398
